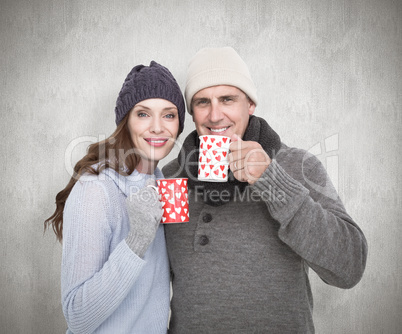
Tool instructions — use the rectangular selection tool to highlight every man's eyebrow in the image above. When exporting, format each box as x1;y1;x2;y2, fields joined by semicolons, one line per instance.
192;97;210;103
220;94;239;99
193;96;209;100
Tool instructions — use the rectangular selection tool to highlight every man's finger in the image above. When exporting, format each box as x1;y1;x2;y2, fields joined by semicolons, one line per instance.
232;168;246;182
230;158;243;172
228;143;251;163
229;134;243;152
230;133;241;143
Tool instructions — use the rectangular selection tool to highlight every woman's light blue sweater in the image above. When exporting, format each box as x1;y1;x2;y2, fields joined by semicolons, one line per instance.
62;167;170;334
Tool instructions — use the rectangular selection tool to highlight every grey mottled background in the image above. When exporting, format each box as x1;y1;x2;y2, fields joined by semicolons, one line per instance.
0;0;401;333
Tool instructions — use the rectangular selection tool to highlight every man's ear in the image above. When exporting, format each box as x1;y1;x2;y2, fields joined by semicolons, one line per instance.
248;99;256;115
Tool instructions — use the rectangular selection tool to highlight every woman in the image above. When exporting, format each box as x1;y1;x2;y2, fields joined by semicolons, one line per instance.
45;61;185;333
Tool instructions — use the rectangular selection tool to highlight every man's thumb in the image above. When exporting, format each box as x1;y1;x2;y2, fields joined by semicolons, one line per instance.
231;133;241;143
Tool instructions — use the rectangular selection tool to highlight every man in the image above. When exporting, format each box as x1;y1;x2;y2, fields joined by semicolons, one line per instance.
163;47;367;333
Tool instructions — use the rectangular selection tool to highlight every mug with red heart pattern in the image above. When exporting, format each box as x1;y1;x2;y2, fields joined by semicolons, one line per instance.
198;135;231;182
156;178;189;223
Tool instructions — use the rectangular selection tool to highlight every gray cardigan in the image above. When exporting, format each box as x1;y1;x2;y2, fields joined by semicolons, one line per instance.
163;143;367;333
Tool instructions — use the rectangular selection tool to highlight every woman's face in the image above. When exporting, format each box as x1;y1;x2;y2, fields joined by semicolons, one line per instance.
128;98;179;173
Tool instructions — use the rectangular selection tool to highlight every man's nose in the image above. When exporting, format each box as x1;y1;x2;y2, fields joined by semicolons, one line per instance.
209;101;224;123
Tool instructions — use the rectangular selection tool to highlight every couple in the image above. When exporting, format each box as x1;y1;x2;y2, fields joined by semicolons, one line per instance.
45;47;367;333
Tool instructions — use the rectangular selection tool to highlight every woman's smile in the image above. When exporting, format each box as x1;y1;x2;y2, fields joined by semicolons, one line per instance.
144;137;170;147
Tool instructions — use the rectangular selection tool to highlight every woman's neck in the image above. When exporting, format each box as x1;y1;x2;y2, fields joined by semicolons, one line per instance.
136;159;158;175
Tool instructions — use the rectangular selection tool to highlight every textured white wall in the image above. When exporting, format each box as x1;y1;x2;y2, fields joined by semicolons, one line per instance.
0;0;400;333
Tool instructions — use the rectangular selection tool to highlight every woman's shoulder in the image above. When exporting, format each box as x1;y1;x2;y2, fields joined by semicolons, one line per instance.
74;168;123;199
76;165;165;199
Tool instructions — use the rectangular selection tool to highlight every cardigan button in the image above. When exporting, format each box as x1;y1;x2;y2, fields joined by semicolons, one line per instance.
199;235;209;246
202;213;212;223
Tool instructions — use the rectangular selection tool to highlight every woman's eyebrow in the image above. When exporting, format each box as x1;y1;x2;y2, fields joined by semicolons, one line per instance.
133;105;177;111
133;104;151;110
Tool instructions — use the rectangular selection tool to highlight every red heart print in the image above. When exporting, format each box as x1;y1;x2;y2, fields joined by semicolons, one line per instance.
203;136;208;142
222;138;228;143
220;165;225;171
212;150;217;155
209;165;214;169
207;158;211;163
214;169;219;175
211;138;215;143
216;142;222;147
201;164;205;170
198;168;201;175
205;173;209;177
222;152;227;157
216;155;221;162
200;143;204;149
223;173;226;178
199;156;202;162
207;145;212;150
203;150;207;156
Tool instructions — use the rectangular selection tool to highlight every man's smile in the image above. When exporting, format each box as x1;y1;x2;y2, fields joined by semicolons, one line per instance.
207;126;230;134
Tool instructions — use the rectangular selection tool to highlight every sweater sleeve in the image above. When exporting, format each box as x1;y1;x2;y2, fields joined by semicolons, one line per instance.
251;159;368;289
61;179;145;334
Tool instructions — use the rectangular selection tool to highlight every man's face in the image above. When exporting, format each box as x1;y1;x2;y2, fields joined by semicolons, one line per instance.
191;85;255;138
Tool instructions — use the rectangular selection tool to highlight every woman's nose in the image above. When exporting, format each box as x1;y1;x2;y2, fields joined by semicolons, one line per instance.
150;117;163;133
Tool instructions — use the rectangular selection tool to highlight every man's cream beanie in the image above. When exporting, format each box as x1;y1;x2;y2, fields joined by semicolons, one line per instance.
185;47;258;114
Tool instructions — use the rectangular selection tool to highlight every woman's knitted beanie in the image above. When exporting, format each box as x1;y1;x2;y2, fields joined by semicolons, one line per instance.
115;61;185;134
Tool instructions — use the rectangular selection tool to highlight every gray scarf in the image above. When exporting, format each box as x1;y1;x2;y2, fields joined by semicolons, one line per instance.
178;115;281;206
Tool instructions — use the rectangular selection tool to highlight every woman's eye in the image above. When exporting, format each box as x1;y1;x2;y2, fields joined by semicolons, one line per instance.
137;112;148;117
165;114;176;119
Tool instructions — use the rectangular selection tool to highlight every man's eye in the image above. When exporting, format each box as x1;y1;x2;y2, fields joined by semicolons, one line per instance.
195;100;208;106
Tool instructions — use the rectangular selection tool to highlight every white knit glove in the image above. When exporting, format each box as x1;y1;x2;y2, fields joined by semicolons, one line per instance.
125;185;163;258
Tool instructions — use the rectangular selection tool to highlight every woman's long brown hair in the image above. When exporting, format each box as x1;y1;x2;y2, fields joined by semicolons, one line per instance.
44;114;140;242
